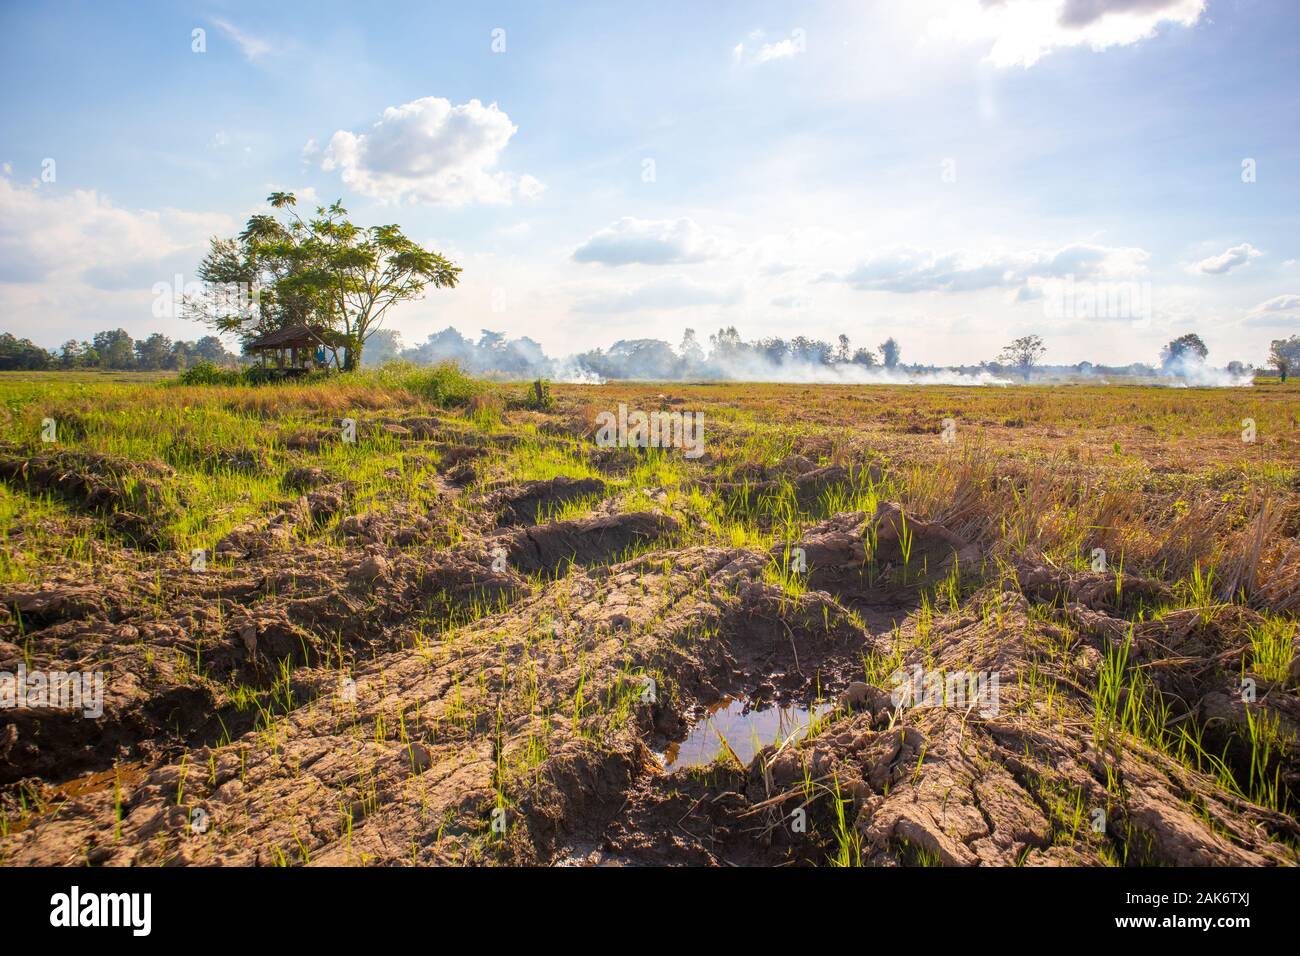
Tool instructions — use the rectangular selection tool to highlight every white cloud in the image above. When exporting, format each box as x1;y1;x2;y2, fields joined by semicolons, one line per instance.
573;217;726;266
756;37;805;63
321;97;541;206
0;176;226;288
210;17;274;61
830;242;1149;293
572;275;741;313
517;174;546;199
1194;242;1262;275
1253;293;1300;312
733;29;807;66
0;175;233;342
930;0;1205;68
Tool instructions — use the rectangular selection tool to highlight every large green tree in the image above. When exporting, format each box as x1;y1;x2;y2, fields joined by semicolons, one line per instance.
134;333;173;371
0;333;52;371
998;334;1047;381
92;329;136;370
188;193;460;370
1268;335;1300;382
1160;333;1208;371
879;337;901;369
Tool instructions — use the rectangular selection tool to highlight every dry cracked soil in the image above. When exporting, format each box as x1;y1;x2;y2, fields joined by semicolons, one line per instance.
2;387;1298;868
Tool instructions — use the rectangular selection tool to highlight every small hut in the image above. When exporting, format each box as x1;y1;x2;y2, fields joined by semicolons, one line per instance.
246;325;340;375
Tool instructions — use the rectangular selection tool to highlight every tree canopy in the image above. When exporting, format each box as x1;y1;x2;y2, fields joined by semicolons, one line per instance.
998;335;1047;380
1269;335;1300;382
187;193;460;369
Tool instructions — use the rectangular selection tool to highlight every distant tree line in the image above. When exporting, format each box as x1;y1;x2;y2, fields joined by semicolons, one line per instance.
0;330;240;372
6;325;1296;382
362;325;908;379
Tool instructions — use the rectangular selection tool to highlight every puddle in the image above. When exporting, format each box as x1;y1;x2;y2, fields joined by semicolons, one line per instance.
2;763;146;835
661;697;830;771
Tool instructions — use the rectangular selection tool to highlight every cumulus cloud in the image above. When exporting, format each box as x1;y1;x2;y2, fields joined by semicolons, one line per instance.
828;242;1148;294
1243;293;1300;326
572;217;725;267
572;276;741;314
0;175;226;288
932;0;1205;68
0;174;233;340
320;97;541;206
1194;242;1262;275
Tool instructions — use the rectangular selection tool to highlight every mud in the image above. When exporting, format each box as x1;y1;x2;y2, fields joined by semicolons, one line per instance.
0;446;180;548
1;412;1296;868
482;476;607;527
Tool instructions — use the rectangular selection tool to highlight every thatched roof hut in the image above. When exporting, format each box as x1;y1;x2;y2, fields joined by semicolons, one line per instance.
246;325;343;372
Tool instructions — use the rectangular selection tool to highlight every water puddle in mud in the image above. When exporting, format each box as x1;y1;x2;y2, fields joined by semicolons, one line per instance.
661;697;830;771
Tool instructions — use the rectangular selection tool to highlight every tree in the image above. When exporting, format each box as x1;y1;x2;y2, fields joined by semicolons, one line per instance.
189;193;460;370
851;347;878;367
305;198;460;370
879;337;901;369
193;335;239;366
168;340;193;370
592;339;680;380
0;333;52;371
362;328;403;367
404;327;475;367
1268;335;1300;382
1160;333;1208;372
835;334;851;363
134;333;173;371
790;336;832;365
58;340;85;369
998;335;1047;381
92;329;136;369
679;328;704;366
709;326;744;359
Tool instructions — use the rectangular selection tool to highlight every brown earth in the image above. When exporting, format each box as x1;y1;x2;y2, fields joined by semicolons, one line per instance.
1;401;1297;867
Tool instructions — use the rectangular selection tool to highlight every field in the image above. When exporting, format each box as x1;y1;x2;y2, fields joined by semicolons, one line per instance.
1;369;1298;866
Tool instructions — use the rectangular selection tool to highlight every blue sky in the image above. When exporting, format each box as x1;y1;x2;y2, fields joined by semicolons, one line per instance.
1;0;1297;366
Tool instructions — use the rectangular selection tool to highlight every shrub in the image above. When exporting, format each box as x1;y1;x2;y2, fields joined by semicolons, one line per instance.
512;378;554;411
178;361;244;386
373;360;483;407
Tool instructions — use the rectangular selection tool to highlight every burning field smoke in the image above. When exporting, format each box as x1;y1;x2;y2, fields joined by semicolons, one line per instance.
370;326;1254;387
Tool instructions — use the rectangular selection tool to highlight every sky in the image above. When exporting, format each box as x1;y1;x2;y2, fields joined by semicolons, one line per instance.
0;0;1297;368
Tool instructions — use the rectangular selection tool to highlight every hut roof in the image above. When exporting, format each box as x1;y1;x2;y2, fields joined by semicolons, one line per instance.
247;325;339;350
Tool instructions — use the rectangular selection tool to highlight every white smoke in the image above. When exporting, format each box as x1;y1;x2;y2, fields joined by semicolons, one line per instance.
700;353;1010;386
393;325;1253;387
549;356;606;385
1157;353;1254;388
